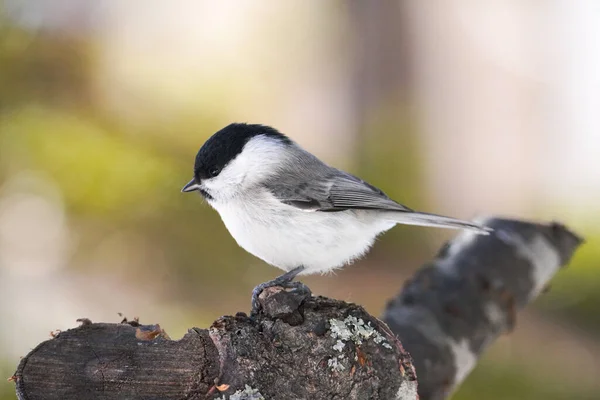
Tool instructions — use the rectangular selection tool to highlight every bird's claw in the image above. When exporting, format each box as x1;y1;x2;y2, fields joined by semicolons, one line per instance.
251;280;311;316
250;266;307;316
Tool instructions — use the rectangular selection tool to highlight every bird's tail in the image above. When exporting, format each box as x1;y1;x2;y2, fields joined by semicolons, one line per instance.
386;211;492;235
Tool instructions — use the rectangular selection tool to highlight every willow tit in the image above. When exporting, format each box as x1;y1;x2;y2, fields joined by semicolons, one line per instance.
182;123;490;313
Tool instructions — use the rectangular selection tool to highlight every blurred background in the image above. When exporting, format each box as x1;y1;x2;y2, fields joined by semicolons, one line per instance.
0;1;599;399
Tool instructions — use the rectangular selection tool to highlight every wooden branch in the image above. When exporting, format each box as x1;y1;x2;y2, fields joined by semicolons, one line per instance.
14;299;416;400
383;218;582;400
12;218;582;400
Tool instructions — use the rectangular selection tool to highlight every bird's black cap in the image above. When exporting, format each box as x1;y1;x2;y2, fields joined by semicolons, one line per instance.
193;123;292;181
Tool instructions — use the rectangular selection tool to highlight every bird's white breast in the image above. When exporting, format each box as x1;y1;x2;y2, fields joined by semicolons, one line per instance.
209;192;395;275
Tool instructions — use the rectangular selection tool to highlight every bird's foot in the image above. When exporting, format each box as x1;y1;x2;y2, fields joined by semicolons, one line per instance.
251;266;310;316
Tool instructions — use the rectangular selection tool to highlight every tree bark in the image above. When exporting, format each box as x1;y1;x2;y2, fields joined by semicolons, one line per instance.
383;217;581;400
12;217;582;400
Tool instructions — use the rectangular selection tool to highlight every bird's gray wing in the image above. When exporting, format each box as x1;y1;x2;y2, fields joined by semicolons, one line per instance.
267;169;412;212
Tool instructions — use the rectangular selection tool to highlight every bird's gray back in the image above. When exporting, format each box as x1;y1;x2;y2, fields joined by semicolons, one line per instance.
263;146;412;213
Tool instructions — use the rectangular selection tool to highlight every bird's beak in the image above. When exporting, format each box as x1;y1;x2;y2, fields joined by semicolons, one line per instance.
181;179;200;193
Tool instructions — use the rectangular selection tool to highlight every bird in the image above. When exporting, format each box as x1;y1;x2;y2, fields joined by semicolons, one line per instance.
182;123;490;313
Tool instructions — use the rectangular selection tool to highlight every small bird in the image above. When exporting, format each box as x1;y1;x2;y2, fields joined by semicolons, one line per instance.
182;123;490;313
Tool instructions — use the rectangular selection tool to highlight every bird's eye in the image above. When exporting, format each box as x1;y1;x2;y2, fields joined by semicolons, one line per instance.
209;167;220;177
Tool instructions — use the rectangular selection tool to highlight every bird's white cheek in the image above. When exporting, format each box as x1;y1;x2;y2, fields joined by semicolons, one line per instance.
201;174;243;201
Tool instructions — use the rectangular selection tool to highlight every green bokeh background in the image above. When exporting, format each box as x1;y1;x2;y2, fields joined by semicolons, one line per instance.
1;3;599;399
